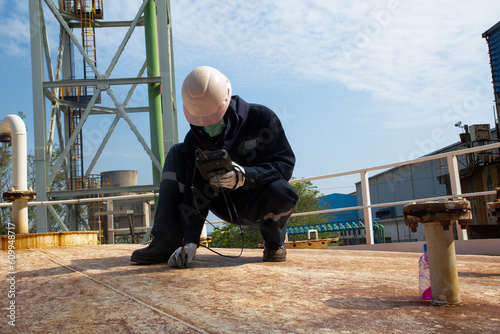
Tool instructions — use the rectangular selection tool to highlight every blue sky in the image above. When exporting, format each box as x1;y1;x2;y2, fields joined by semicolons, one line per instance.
1;0;500;195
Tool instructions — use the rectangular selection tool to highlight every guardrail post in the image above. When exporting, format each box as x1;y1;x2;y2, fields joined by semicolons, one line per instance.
106;198;114;244
360;171;374;244
446;154;468;240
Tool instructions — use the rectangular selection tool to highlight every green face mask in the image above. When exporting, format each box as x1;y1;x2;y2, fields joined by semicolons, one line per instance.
202;119;226;137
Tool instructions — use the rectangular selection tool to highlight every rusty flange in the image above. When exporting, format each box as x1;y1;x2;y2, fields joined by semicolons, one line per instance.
0;134;11;142
486;187;500;225
403;199;472;232
3;189;37;202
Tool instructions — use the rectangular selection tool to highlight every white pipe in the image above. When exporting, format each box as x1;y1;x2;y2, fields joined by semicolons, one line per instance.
0;114;28;191
0;114;29;233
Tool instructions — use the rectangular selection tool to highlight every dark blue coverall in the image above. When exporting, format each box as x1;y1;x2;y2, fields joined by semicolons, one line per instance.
151;96;299;250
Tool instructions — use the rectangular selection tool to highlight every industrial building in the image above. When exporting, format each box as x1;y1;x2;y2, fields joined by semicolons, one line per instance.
317;124;500;245
354;125;500;243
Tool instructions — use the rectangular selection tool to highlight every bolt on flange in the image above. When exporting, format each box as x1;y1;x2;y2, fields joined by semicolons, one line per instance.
403;199;472;232
3;188;37;202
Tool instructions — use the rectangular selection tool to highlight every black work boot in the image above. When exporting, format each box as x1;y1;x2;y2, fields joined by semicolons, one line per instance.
263;245;287;262
130;232;180;264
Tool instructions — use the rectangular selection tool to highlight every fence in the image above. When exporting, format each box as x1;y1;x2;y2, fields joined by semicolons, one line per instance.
2;142;499;244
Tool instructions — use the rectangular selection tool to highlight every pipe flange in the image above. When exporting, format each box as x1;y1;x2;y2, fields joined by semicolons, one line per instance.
3;190;37;202
487;202;500;210
404;199;472;230
0;134;11;142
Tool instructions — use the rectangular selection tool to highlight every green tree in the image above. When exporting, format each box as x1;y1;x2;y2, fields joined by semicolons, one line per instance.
287;179;335;241
209;224;262;248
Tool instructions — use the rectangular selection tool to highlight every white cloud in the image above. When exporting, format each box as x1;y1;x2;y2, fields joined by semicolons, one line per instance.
170;0;498;130
7;0;496;115
2;0;499;137
0;14;30;56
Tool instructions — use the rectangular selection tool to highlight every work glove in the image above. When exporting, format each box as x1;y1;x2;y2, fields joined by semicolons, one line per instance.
209;162;245;190
168;243;197;268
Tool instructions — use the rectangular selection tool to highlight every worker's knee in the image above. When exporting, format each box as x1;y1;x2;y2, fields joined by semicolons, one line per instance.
265;179;299;208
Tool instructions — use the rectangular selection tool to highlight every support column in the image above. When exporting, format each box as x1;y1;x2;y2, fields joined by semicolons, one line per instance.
106;198;114;244
29;0;49;232
156;0;178;155
144;0;164;186
425;222;461;304
447;155;468;240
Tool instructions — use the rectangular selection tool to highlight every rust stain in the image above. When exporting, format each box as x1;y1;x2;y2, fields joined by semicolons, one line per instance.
1;245;499;333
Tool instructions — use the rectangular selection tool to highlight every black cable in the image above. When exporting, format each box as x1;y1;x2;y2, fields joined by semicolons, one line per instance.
191;155;245;258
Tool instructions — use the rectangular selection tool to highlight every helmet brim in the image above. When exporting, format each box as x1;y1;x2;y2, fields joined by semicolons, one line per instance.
183;103;228;127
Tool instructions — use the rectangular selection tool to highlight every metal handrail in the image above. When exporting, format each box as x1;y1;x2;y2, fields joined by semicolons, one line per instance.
290;142;500;244
2;142;500;244
290;142;500;184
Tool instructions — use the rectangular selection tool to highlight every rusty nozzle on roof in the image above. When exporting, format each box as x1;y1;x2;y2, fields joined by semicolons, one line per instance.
403;199;471;306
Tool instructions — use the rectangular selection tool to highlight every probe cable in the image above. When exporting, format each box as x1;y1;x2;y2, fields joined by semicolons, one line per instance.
191;157;245;258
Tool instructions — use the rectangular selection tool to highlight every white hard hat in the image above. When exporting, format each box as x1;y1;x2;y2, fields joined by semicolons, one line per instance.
181;66;232;126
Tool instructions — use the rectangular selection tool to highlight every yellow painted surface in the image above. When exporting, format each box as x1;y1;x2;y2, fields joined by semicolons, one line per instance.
285;238;338;249
1;231;98;250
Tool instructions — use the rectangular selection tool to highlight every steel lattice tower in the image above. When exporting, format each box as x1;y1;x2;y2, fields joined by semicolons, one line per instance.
29;0;178;232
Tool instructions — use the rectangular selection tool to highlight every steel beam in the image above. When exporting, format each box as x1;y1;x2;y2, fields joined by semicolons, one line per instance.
29;0;49;232
68;19;146;29
144;0;165;185
43;76;161;88
157;0;178;155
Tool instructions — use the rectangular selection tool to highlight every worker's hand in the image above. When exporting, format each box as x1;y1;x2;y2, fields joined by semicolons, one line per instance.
209;162;245;190
168;243;197;268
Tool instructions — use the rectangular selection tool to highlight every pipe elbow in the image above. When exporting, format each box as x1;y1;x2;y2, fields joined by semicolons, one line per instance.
0;114;28;191
0;114;27;139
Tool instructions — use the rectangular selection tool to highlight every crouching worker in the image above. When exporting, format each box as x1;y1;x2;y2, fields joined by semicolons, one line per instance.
131;66;298;268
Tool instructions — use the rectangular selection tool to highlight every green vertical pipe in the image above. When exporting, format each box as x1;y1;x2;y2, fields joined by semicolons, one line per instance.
144;0;164;186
